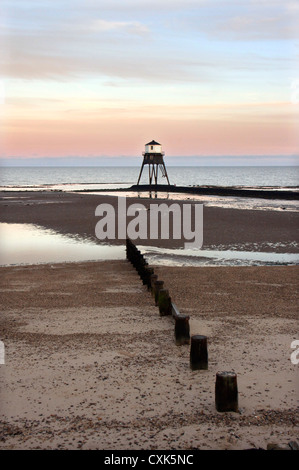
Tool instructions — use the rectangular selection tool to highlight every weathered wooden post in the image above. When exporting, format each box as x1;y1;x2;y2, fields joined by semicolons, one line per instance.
153;280;164;305
139;264;148;284
143;267;154;289
150;274;158;294
215;371;238;412
126;238;133;260
158;289;172;316
136;257;147;279
132;250;142;267
174;315;190;345
190;335;208;370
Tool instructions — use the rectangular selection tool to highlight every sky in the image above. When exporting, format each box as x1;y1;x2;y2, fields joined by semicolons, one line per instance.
1;0;299;165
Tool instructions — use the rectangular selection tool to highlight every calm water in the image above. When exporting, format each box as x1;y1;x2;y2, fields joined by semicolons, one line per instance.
1;224;298;267
0;224;125;266
0;166;298;190
0;166;298;266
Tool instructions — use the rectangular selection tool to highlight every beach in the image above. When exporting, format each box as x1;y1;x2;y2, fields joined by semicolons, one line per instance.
0;191;298;450
0;190;298;251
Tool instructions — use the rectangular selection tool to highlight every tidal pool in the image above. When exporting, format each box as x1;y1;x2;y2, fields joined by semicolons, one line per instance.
0;223;125;266
139;245;299;267
0;223;298;267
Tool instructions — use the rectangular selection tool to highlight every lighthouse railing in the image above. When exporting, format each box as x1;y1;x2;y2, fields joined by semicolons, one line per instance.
142;151;165;156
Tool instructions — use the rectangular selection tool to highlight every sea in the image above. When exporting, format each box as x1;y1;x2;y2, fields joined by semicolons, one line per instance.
0;166;298;267
1;165;298;192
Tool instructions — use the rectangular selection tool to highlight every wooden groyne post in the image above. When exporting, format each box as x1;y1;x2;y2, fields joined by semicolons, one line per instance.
126;240;156;289
153;280;164;305
190;335;208;370
215;371;238;412
126;238;190;346
158;289;172;316
150;274;158;293
172;302;190;345
126;239;241;410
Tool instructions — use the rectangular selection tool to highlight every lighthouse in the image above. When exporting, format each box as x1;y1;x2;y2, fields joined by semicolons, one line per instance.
136;140;170;186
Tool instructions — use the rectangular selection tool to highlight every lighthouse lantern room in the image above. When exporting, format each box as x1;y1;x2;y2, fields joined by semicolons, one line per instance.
137;140;170;186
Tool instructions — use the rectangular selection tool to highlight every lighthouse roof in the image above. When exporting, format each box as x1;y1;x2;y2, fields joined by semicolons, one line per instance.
146;140;161;146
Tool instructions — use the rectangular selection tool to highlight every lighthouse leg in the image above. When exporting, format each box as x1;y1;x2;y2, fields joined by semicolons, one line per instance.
149;164;154;185
137;162;145;185
162;162;170;185
155;164;158;185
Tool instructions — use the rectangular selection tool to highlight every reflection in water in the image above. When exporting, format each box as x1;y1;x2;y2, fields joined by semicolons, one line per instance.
0;223;298;267
0;223;125;266
140;191;169;200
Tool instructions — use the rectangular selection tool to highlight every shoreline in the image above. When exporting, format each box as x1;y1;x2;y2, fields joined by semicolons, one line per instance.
78;184;299;201
1;190;298;253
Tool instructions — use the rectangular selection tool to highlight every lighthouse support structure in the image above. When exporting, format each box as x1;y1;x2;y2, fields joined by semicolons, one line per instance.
137;140;170;187
137;161;170;186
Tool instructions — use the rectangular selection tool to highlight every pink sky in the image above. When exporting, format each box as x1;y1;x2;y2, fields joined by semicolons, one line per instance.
3;103;298;159
1;1;299;164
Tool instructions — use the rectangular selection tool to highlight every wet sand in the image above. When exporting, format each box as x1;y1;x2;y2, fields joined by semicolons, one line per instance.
0;191;298;450
0;190;298;251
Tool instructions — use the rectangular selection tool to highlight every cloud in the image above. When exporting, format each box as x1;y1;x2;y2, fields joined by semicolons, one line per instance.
214;12;299;41
2;45;214;82
167;1;299;41
89;19;150;35
2;0;297;85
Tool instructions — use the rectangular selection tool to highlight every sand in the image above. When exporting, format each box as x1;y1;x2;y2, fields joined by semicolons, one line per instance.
0;260;298;450
1;190;298;251
0;191;298;450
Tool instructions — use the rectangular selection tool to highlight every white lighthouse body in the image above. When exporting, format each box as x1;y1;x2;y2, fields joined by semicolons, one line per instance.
137;139;170;186
145;140;162;154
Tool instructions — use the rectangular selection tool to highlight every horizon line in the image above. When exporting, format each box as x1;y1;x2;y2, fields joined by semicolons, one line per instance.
0;154;298;168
